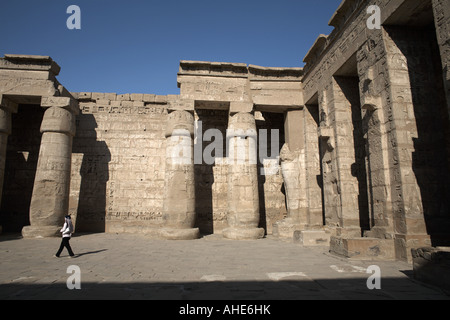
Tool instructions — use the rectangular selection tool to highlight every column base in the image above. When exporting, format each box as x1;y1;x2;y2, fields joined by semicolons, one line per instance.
22;225;60;238
223;227;265;240
158;227;200;240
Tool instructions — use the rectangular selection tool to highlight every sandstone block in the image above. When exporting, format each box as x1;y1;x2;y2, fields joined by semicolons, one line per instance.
293;230;331;246
330;236;396;261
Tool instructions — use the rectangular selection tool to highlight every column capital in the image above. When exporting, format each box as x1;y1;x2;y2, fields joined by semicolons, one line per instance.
41;96;80;115
227;112;257;140
40;106;76;136
165;109;195;138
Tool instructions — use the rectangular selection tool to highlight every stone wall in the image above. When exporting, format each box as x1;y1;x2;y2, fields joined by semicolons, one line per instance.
69;93;169;233
68;93;287;235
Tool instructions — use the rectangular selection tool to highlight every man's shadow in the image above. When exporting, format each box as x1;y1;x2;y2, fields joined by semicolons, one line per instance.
73;249;108;258
72;113;111;233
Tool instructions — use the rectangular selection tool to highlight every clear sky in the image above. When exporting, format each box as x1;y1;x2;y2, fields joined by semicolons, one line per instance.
0;0;341;95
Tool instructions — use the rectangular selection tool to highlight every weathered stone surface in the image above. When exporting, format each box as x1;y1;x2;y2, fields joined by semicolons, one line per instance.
23;106;77;238
1;1;450;265
161;110;199;240
330;236;396;261
294;230;331;246
223;112;264;240
273;143;306;239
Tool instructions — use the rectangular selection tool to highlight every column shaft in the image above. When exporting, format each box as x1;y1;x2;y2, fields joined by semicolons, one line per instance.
161;110;199;240
22;106;76;238
223;112;264;240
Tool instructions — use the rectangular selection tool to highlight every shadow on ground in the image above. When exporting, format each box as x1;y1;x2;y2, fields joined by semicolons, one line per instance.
1;277;448;300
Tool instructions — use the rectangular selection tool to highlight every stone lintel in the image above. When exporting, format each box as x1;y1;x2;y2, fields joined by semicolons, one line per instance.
254;105;302;113
41;96;80;115
1;54;61;76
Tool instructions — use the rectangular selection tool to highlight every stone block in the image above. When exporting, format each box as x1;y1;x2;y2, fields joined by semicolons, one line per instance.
330;236;396;260
104;93;117;101
77;92;92;100
294;230;331;246
117;94;131;101
91;92;105;100
131;93;144;101
154;95;167;103
412;247;450;293
143;94;156;103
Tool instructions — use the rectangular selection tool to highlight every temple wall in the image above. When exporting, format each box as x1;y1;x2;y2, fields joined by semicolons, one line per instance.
68;93;287;235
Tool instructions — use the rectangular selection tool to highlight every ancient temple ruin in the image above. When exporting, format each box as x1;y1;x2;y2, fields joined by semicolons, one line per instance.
0;0;449;262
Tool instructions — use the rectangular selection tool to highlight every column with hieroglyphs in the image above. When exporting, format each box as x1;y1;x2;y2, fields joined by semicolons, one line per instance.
161;108;199;240
22;97;79;238
223;107;264;240
0;95;18;234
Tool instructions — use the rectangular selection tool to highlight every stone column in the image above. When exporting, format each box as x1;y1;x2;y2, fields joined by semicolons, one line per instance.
22;97;78;238
432;0;450;119
161;110;199;240
356;47;395;241
223;111;264;240
0;95;18;234
329;77;365;238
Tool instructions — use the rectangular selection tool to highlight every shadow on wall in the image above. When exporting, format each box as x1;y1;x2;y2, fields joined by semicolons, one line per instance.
386;25;450;245
72;113;111;233
0;104;44;232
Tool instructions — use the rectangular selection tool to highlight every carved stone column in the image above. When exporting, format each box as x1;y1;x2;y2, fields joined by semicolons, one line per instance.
22;97;78;238
161;110;199;240
0;95;18;234
223;112;264;240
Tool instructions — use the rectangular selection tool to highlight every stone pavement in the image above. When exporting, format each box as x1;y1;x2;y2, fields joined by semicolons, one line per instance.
0;232;449;300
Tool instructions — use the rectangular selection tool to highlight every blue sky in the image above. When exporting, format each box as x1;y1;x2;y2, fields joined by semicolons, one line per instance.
0;0;341;95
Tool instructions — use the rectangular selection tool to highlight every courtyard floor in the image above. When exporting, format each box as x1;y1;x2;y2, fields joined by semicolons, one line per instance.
0;232;448;301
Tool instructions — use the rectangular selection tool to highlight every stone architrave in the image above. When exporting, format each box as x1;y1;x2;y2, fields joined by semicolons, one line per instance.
22;99;78;238
223;112;264;240
161;110;199;240
0;96;18;234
